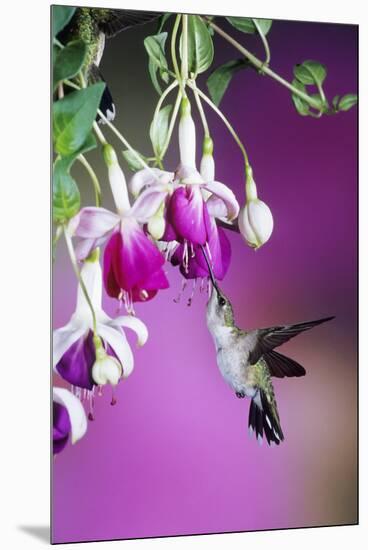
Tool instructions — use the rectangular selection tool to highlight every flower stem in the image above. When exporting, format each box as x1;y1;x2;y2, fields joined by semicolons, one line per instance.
187;81;249;167
97;109;161;181
77;154;102;207
191;80;210;138
205;18;322;111
171;14;183;88
252;19;271;66
93;121;108;145
181;14;189;87
63;226;98;334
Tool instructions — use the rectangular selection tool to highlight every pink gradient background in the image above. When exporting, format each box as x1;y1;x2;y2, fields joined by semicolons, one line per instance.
52;14;358;543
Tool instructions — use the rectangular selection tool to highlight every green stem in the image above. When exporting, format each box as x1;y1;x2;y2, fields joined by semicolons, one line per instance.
97;109;161;181
64;79;80;91
191;80;210;138
93;121;108;145
252;19;270;66
171;14;182;86
181;14;189;86
206;18;322;111
78;154;102;207
187;81;249;166
63;226;97;334
158;87;183;160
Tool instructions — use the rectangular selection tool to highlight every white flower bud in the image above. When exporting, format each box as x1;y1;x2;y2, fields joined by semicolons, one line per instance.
238;167;274;249
238;200;274;249
147;214;165;240
92;353;122;386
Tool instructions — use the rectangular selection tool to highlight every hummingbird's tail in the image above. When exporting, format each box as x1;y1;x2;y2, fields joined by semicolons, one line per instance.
248;389;284;446
89;65;116;123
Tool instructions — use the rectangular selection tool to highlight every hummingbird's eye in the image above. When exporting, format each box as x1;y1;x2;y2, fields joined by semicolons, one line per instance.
218;296;226;307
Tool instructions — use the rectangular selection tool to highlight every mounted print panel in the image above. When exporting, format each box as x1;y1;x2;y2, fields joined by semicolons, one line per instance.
52;5;358;544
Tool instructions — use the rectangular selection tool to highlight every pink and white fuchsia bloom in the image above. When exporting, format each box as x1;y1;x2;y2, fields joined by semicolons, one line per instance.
53;252;148;393
129;98;239;278
70;145;169;310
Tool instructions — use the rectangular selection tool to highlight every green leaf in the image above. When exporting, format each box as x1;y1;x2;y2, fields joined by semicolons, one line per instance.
291;79;310;116
207;59;248;106
144;32;168;72
338;94;358;111
186;15;214;75
53;40;87;91
150;104;172;157
53;157;80;223
122;149;149;172
61;133;97;171
148;58;163;95
226;17;273;36
53;82;105;157
157;13;172;33
52;6;76;37
332;95;340;110
294;60;327;87
144;32;169;93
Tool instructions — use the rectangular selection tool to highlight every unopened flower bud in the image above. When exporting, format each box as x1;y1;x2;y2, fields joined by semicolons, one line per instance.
238;167;274;249
147;203;166;240
92;336;122;386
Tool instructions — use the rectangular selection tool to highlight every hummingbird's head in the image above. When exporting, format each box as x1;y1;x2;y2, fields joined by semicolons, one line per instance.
206;283;234;330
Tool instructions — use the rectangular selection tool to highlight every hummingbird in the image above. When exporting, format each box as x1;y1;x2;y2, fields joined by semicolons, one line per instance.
201;246;334;446
56;7;162;121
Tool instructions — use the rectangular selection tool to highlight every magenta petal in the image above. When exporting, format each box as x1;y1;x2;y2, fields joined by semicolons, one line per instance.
103;218;169;301
168;185;208;245
103;233;124;298
53;402;71;454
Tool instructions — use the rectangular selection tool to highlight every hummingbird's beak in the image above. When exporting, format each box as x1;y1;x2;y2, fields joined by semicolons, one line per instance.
200;245;220;294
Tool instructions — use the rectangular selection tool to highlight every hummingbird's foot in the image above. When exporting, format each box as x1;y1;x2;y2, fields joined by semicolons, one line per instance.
236;391;246;399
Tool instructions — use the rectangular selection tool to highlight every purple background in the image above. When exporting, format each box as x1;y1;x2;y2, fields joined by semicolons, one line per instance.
52;14;358;543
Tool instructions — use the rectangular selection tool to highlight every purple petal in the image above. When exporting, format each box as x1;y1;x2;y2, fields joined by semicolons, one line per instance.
53;401;71;454
55;331;95;390
172;217;231;281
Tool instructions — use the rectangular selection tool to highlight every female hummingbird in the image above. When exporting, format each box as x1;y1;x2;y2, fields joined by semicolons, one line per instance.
201;247;333;446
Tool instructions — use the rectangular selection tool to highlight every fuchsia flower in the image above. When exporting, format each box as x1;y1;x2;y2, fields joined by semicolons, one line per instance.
128;99;239;280
53;253;148;393
70;145;169;307
53;387;87;454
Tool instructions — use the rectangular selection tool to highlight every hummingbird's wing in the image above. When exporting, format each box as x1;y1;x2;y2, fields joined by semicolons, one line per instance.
97;10;163;37
248;316;334;366
263;350;306;378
